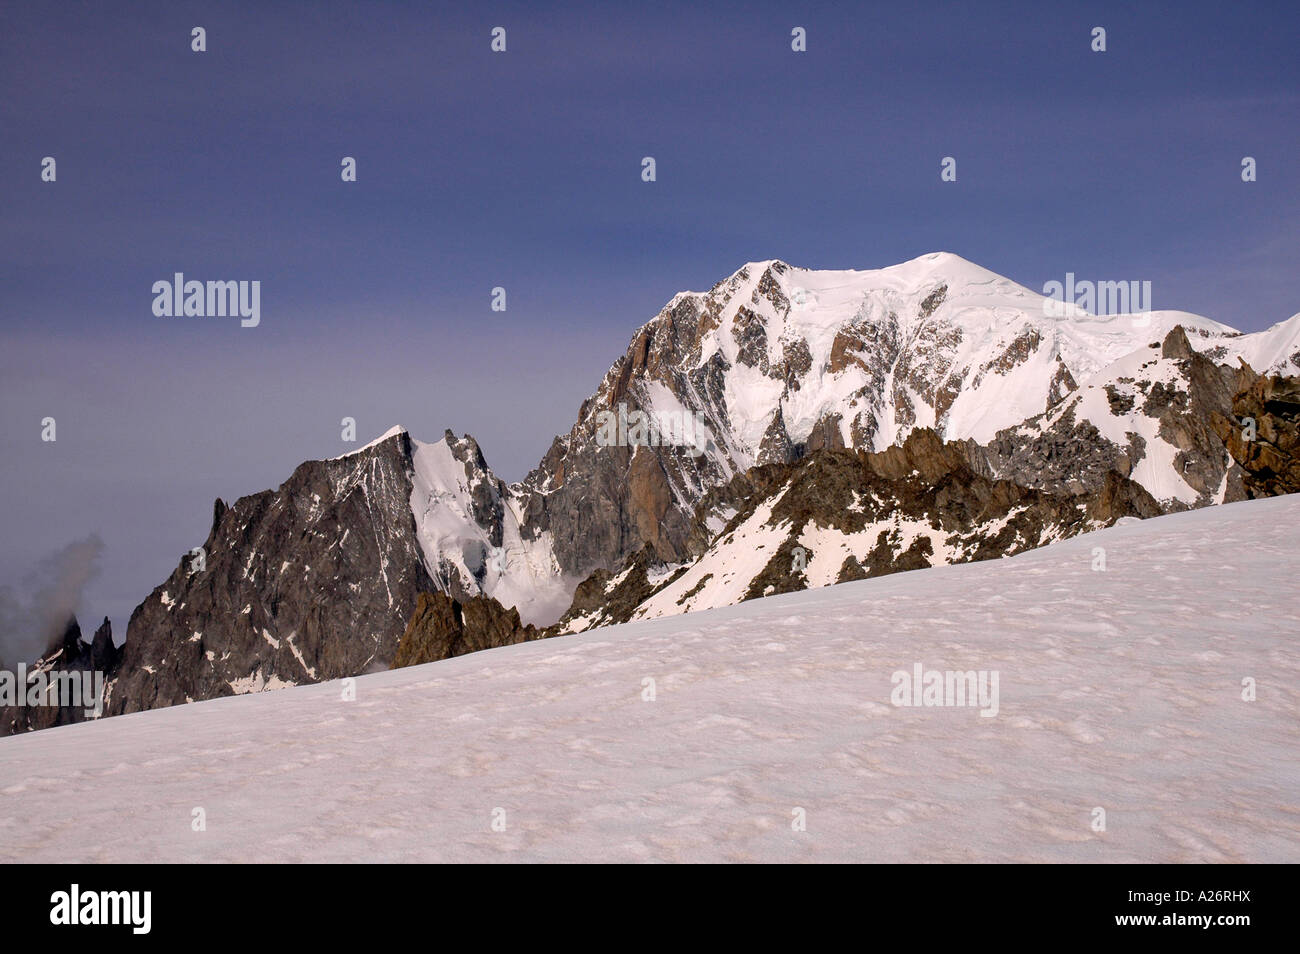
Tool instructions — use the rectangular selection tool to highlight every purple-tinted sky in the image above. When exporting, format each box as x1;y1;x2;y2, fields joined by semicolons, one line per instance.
1;0;1297;640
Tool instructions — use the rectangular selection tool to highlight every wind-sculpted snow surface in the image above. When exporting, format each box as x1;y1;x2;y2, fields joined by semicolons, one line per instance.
2;495;1296;862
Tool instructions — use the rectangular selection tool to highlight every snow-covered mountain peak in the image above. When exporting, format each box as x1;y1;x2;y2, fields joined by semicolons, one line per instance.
328;424;408;460
314;258;1296;628
510;254;1300;589
603;255;1247;471
1219;311;1300;376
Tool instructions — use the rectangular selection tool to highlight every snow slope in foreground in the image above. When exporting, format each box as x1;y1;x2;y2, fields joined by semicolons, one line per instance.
2;497;1297;863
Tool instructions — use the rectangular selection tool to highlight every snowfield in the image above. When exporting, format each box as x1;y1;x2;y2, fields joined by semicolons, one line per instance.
2;496;1297;863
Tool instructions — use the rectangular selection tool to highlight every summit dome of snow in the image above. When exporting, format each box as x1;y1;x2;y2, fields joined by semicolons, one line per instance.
644;251;1242;457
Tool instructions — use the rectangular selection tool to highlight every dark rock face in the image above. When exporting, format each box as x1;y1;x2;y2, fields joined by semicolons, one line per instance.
985;327;1247;509
1151;328;1249;502
555;545;680;632
1214;372;1300;498
450;433;507;552
0;617;119;736
560;430;1163;628
987;408;1139;497
103;431;435;716
391;592;548;669
731;429;1159;587
514;292;733;574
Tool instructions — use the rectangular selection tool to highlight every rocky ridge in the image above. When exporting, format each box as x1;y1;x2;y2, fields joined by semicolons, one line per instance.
0;617;119;735
560;428;1163;629
6;255;1299;734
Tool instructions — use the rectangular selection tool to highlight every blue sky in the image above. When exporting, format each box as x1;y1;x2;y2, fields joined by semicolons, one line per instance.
1;0;1297;638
